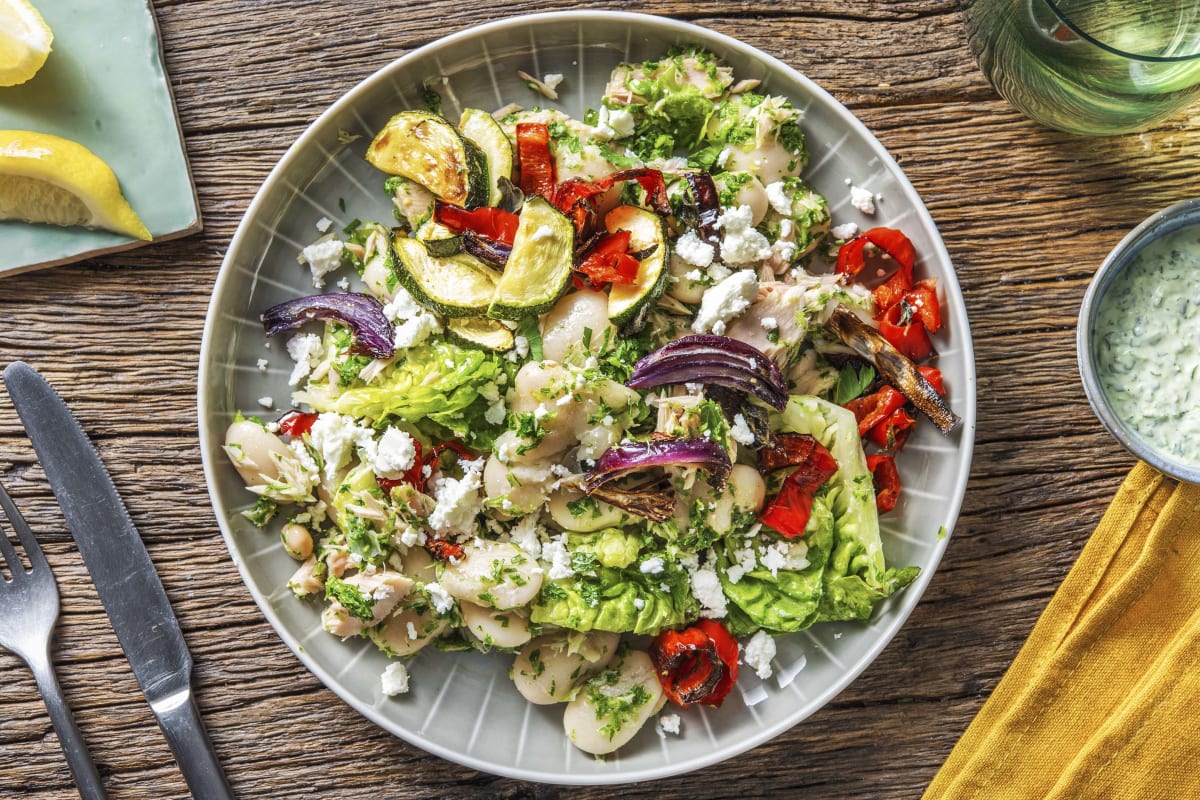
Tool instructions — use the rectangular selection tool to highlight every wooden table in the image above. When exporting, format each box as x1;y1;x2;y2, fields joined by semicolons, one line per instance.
1;1;1196;797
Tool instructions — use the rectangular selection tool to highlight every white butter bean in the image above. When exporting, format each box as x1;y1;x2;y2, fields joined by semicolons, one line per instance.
224;420;292;487
438;540;543;610
460;602;533;649
563;649;665;755
511;632;620;705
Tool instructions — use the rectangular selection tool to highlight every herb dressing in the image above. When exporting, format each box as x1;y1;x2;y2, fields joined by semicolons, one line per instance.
1094;223;1200;462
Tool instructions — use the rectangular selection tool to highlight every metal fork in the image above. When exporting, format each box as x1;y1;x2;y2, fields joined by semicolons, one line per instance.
0;482;106;800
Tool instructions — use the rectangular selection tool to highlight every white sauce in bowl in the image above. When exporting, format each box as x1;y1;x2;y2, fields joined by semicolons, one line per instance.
1094;222;1200;463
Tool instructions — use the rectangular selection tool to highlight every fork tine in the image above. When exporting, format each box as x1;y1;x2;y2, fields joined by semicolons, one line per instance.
0;483;44;573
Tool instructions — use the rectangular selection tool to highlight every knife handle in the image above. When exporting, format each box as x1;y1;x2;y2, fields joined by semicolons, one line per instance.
154;690;234;800
28;647;108;800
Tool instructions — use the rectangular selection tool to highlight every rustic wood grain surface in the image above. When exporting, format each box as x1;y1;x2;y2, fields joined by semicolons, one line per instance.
1;0;1197;797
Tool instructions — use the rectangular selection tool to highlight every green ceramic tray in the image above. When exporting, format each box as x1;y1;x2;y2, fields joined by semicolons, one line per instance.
0;0;201;276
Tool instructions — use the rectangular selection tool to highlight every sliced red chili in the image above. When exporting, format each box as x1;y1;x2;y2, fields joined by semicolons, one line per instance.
275;409;318;437
649;619;740;708
867;408;917;451
433;201;519;245
878;299;935;361
904;278;942;333
866;454;902;513
516;122;556;199
844;386;907;437
425;537;465;561
758;438;839;539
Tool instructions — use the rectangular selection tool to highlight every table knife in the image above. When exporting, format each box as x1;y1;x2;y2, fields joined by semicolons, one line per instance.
3;362;234;800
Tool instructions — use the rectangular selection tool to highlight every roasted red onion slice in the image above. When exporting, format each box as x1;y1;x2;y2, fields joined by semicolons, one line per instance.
583;438;732;496
262;292;395;359
627;334;788;410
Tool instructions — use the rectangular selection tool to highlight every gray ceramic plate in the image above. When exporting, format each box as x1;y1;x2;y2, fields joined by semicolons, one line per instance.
0;0;200;276
199;11;976;784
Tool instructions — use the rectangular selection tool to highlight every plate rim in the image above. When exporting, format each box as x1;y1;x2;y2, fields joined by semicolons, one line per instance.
198;8;977;784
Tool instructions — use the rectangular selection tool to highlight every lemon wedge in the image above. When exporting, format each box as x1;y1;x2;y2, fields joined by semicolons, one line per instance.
0;0;52;87
0;130;151;240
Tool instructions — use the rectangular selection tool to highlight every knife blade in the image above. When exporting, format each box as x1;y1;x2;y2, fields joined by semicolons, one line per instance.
3;361;233;799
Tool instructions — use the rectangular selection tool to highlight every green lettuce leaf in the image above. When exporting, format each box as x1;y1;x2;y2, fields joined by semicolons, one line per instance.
531;560;697;635
720;396;919;633
294;340;504;448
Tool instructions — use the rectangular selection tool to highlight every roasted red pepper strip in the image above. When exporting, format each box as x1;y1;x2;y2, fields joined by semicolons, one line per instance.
551;169;671;238
602;168;672;216
275;409;318;437
917;365;945;395
757;432;822;473
866;453;902;513
879;299;935;361
904;278;942;333
516;122;556;199
433;201;519;245
867;408;917;451
649;619;740;708
844;386;907;437
576;229;640;285
425;537;465;561
836;227;916;313
758;437;839;539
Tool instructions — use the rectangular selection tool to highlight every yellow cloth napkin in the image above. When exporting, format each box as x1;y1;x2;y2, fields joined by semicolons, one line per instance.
925;462;1200;800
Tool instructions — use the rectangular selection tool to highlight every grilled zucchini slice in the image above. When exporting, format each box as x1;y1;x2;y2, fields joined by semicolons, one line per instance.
367;111;488;208
391;236;499;317
487;197;575;320
459;108;513;208
445;317;516;351
604;205;669;326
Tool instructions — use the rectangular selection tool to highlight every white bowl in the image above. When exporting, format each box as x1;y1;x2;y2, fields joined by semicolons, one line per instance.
198;10;977;784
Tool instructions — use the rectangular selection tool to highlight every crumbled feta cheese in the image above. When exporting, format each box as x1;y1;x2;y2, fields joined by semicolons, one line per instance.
675;230;716;268
381;662;410;696
729;413;755;446
531;224;556;242
399;525;423;547
692;270;759;335
690;568;727;618
257;396;275;410
382;286;424;322
286;332;324;386
299;239;345;288
639;557;665;575
427;458;485;533
337;276;351;291
830;222;859;241
684;268;703;282
596;105;636;139
850;185;876;215
309;412;370;482
393;313;442;349
485;398;507;426
765;181;794;216
633;597;646;610
724;543;758;585
369;427;417;479
716;147;732;169
543;534;575;580
425;582;455;615
761;541;790;576
743;630;776;680
761;316;778;331
316;216;333;233
657;714;681;737
716;205;771;265
543;73;564;89
406;621;419;641
508;514;544;559
513;335;530;359
256;358;269;372
533;403;550;420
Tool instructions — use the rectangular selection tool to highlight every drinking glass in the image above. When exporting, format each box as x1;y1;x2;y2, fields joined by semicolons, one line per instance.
962;0;1200;135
